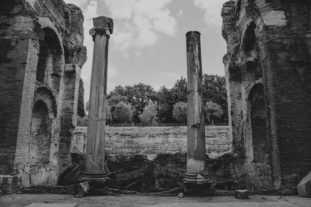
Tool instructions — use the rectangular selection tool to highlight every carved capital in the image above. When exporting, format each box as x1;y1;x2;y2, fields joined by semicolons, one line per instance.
89;16;113;40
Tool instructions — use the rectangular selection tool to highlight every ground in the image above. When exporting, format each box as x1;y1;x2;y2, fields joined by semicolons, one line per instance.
0;194;310;207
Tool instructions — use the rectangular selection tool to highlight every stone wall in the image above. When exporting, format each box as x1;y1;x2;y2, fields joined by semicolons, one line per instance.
222;0;311;193
0;0;86;189
72;126;232;159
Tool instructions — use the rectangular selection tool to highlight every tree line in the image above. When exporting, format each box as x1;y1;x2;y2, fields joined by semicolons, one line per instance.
78;74;228;126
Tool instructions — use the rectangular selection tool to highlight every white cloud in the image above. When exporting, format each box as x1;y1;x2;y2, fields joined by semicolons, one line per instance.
104;0;177;56
64;0;89;7
193;0;228;27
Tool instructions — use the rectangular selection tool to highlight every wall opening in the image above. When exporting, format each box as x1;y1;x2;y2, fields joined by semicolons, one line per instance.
36;28;63;93
242;22;257;56
249;83;267;163
30;100;52;165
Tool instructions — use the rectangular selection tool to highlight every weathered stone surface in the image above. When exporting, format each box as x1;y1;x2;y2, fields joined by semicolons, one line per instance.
0;175;19;195
297;171;311;197
222;0;311;193
72;126;232;159
186;31;206;175
84;16;113;176
26;204;78;207
0;0;86;190
235;189;249;199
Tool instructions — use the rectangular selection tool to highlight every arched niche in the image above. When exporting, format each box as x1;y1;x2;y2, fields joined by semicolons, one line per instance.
29;87;57;166
36;25;64;94
248;83;268;163
30;100;53;165
241;22;257;57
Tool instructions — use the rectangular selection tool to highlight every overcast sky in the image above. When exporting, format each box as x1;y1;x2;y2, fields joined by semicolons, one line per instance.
64;0;228;100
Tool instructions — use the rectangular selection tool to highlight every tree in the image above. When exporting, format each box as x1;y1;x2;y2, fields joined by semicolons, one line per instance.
171;77;187;103
172;102;187;124
139;101;157;125
112;102;133;123
156;86;174;123
204;101;224;125
108;83;157;123
202;74;228;124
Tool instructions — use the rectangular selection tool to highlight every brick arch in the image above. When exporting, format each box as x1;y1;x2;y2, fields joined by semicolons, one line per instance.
34;86;57;118
36;18;64;93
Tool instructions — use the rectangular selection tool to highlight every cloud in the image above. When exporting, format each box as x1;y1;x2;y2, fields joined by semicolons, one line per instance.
103;0;177;56
193;0;228;27
64;0;89;7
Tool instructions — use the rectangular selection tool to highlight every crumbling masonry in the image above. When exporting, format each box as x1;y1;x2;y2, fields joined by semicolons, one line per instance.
0;0;86;189
222;0;311;193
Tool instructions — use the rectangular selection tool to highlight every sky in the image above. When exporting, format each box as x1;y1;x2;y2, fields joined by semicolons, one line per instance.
64;0;228;101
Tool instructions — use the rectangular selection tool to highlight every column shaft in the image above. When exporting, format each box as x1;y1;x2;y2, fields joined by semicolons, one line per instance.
84;16;113;175
186;31;206;174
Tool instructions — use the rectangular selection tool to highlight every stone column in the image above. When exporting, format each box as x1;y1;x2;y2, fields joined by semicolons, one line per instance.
184;31;210;191
83;16;113;177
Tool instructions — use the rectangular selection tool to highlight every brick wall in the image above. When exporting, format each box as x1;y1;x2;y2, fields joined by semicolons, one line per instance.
72;126;232;159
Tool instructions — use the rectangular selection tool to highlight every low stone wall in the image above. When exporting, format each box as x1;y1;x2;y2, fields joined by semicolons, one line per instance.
72;126;232;159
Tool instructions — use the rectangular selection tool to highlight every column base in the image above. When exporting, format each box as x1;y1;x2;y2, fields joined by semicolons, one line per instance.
79;173;110;186
183;172;213;195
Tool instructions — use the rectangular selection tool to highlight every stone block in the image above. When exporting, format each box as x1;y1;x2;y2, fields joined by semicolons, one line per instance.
297;171;311;197
0;175;19;195
26;204;78;207
235;190;249;199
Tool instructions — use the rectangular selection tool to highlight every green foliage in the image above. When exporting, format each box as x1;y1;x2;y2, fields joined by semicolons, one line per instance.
156;86;174;123
204;101;224;125
172;102;187;124
202;74;228;123
139;101;157;125
106;74;228;125
112;102;133;123
108;83;157;123
171;77;187;103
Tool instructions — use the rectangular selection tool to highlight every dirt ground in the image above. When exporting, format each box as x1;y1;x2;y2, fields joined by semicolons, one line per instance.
0;194;311;207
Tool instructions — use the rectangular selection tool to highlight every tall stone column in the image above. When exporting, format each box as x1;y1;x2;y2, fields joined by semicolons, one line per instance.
83;16;113;177
184;31;210;192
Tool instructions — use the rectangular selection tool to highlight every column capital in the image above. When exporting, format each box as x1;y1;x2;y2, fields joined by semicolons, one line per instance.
89;16;114;39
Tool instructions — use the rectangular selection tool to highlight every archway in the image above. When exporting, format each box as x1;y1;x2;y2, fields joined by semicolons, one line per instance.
249;83;267;163
36;27;63;93
30;100;52;165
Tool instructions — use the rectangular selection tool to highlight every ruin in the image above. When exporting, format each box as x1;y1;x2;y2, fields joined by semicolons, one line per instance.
222;0;311;194
1;0;311;201
184;31;211;191
0;0;86;191
82;16;113;180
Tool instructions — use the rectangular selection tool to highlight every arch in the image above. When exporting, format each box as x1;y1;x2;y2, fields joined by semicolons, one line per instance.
36;18;64;93
30;100;53;165
248;83;267;163
241;21;257;55
34;86;57;118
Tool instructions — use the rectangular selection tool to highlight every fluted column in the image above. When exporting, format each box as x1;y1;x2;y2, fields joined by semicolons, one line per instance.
84;16;113;175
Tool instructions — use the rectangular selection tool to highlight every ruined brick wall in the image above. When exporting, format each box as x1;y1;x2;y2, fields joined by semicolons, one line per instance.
0;0;86;188
222;0;311;193
72;126;232;159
